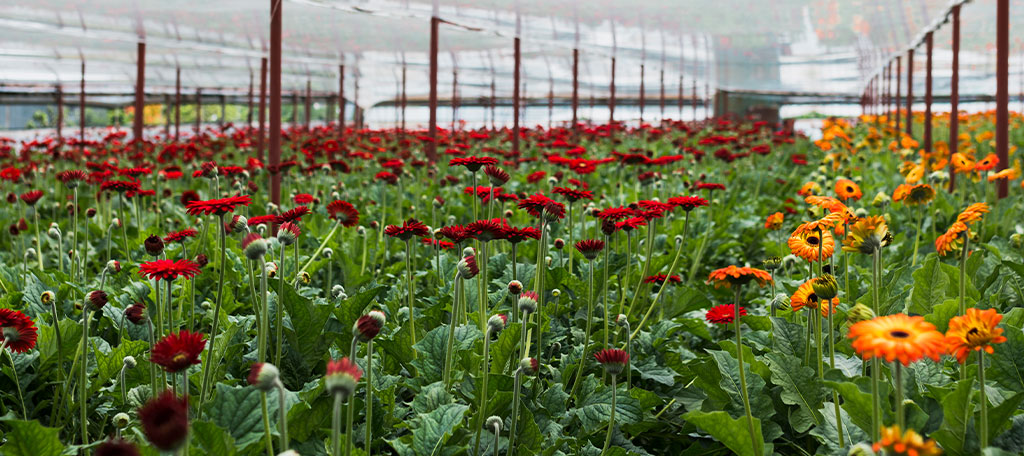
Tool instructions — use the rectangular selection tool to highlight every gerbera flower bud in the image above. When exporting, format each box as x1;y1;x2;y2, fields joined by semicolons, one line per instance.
332;285;347;299
110;218;121;230
123;356;137;369
551;289;561;298
299;271;311;284
41;290;55;304
277;221;300;245
517;291;539;314
594;348;629;376
86;290;108;310
487;314;508;333
457;255;479;279
138;391;189;451
462;247;475;258
1010;233;1024;249
125;302;147;324
112;412;132;428
194;253;209;268
144;234;164;257
519;357;540;376
323;247;334;258
242;233;268;260
847;303;874;324
812;274;839;300
266;261;278;278
847;443;875;456
357;226;366;236
615;314;629;327
278;451;301;456
96;437;140;456
24;248;36;261
47;224;62;240
601;219;617;236
432;197;444;208
485;416;503;433
508;280;523;295
85;207;97;218
553;238;565;250
574;239;605;260
107;260;122;274
228;215;248;233
325;357;362;399
354;311;386;342
247;362;280;392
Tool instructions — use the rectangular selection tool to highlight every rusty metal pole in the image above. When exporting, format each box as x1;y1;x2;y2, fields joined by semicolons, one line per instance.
401;64;407;132
195;88;202;133
56;85;63;150
452;66;458;131
996;0;1009;198
924;32;933;157
949;5;960;192
677;75;683;119
905;49;913;137
427;16;439;162
659;67;665;121
692;79;697;122
133;42;146;153
79;61;85;155
305;79;312;130
219;95;226;129
513;36;521;156
248;70;254;127
572;48;579;133
338;64;345;140
895;56;902;133
269;0;283;205
639;63;646;124
257;58;267;161
174;67;181;141
609;57;616;124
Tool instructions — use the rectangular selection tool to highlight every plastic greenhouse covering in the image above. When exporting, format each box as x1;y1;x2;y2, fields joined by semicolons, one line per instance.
0;0;1019;124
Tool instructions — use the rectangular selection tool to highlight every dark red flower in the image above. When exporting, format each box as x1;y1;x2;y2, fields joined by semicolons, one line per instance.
526;171;547;183
57;170;88;188
503;224;541;244
543;201;566;220
696;182;726;192
19;190;43;206
95;438;141;456
668;196;709;212
150;330;207;373
616;217;647;232
144;235;165;256
164;228;198;244
644;274;682;285
638;200;673;213
180;190;200;206
374;171;399;185
247;214;277;227
276;205;310;224
0;309;38;353
552;186;594;202
705;304;746;324
597;207;636;221
138;391;189;450
125;302;147;325
438;225;472;244
422;238;456;250
385;218;430;240
101;180;142;194
185;195;252;216
449;156;498;172
574;239;605;260
293;193;314;204
483;165;510;185
139;259;202;281
467;219;507;242
327;200;360;227
354;312;385;341
594;348;630;375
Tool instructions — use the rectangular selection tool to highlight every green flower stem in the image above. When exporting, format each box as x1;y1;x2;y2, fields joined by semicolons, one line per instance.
80;310;93;448
276;243;286;367
631;211;690;339
871;248;881;441
345;384;355;456
510;243;518;325
71;188;79;280
733;287;759;456
117;193;132;263
979;350;989;448
0;342;27;419
199;214;228;413
49;299;66;399
958;232;969;316
508;368;524;452
615;232;632;321
624;223;655;320
360;229;368;277
569;258;597;401
33;209;44;269
332;393;343;456
518;310;529;368
600;375;617;456
406;239;417;348
364;340;374;455
293;221;342;284
911;206;924;267
567;202;574;273
443;271;463;389
620;320;632;388
477;241;488;335
275;379;289;451
473;328;493;455
601;234;612;354
261;393;274;456
828;306;844;447
533;221;547;365
894;362;904;430
492;420;500;456
259;258;270;362
816;308;823;378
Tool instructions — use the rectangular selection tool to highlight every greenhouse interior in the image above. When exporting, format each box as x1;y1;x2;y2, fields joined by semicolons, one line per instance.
1;0;1024;455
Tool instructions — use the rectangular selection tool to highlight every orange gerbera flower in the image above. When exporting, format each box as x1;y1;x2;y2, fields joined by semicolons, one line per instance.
987;168;1019;182
790;280;837;317
842;215;891;254
956;202;989;225
873;425;942;456
900;135;919;150
945;308;1007;364
892;184;912;202
707;266;773;288
903;184;935;206
835;179;862;201
905;164;925;184
798;181;821;196
764;212;784;230
975;153;999;172
799;211;845;234
950;152;975;173
848;314;945;365
788;223;835;262
935;222;967;256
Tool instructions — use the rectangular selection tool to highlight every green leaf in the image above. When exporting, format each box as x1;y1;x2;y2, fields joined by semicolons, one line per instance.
991;325;1024;392
770;317;807;358
707;350;775;428
412;382;453;413
573;378;644;434
410;403;470;456
92;339;149;395
924;299;960;334
682;410;764;456
765;353;824;432
191;421;237;456
490;322;522;373
0;419;65;456
808;403;868;455
410;324;481;385
282;286;333;377
928;379;975;456
987;392;1024;444
823;371;878;435
909;255;948;315
206;383;298;450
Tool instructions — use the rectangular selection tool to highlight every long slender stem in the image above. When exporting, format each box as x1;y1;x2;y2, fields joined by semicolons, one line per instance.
828;307;844;447
911;206;923;267
364;340;374;455
533;221;547;365
567;203;574;273
894;362;904;430
345;390;355;456
600;375;617;456
631;212;690;338
198;215;228;411
1;343;27;419
979;350;989;447
473;330;492;455
331;393;343;456
276;380;289;451
508;368;523;452
734;288;758;456
406;239;417;348
80;310;92;448
276;243;286;366
601;234;611;353
624;223;655;319
871;248;881;441
261;393;274;456
443;272;462;389
569;259;596;401
118;194;132;263
33;210;44;269
71;187;79;280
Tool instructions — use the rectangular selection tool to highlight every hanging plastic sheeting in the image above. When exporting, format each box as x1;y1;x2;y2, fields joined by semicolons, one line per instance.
0;0;1017;119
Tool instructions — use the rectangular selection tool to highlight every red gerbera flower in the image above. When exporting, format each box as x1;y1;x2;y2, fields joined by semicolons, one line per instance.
705;304;746;324
180;190;200;206
449;156;499;172
503;224;541;244
597;207;636;221
0;309;38;353
438;225;472;244
138;391;190;451
19;190;44;206
150;330;207;373
325;357;363;398
374;171;399;185
574;239;605;260
422;238;456;250
517;193;556;218
327;200;360;227
95;438;141;456
484;165;510;185
638;200;673;213
101;180;142;194
385;218;430;240
594;348;630;375
552;186;594;202
644;274;682;284
247;214;277;227
467;218;507;242
139;259;202;281
185;195;252;216
616;217;647;232
163;228;198;244
277;205;310;224
293;193;314;204
526;171;547;183
668;196;709;212
57;170;88;188
696;182;726;192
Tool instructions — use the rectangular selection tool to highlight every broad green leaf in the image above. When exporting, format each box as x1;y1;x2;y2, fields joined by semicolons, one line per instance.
809;403;868;456
765;353;824;432
190;421;237;456
924;299;960;334
573;377;644;434
490;322;522;373
682;410;764;456
0;419;65;456
410;324;481;385
823;370;881;435
206;383;299;450
92;339;149;395
707;350;775;429
282;285;333;376
928;379;976;456
909;255;947;315
770;317;807;358
987;391;1024;444
412;381;453;413
410;403;470;456
991;325;1024;392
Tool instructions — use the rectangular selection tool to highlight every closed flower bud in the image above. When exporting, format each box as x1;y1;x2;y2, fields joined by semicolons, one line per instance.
86;207;97;218
47;224;61;240
113;412;131;428
462;247;475;258
277;222;300;245
812;274;839;300
762;256;781;271
299;271;311;285
485;416;503;433
1010;233;1023;249
615;314;629;327
25;248;36;261
457;255;479;279
357;226;366;236
504;209;514;218
278;451;301;456
354;311;386;342
332;285;347;299
194;253;209;268
487;314;508;333
323;248;334;258
110;218;121;230
517;291;539;314
86;290;108;311
229;215;248;233
847;443;874;456
772;293;791;312
871;191;890;208
242;233;268;260
126;302;147;324
123;356;137;369
847;303;874;324
247;362;280;392
41;290;55;304
508;280;523;295
519;357;540;375
107;260;122;274
265;262;278;278
144;234;164;256
553;238;565;250
551;289;561;298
